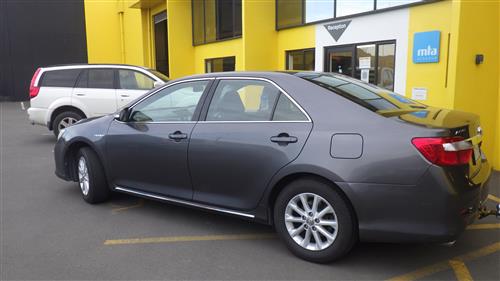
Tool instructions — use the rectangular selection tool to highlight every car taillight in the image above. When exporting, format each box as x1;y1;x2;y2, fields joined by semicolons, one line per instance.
29;68;41;99
411;137;473;166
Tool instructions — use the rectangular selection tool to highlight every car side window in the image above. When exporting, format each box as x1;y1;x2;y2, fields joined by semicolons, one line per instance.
87;69;115;89
206;80;280;121
272;94;308;121
129;80;209;122
118;70;155;90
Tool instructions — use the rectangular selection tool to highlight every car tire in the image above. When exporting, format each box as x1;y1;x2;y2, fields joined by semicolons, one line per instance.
274;178;357;263
76;147;110;204
53;111;83;137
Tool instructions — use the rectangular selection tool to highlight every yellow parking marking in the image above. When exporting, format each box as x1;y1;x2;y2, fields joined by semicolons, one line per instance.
104;233;277;245
467;223;500;230
488;194;500;204
386;242;500;281
111;199;144;214
449;260;473;281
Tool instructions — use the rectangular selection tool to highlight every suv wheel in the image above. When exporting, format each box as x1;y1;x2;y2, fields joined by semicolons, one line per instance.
53;111;83;136
274;178;357;263
76;147;110;204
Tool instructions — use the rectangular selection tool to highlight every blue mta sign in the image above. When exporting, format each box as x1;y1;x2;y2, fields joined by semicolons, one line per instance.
413;31;440;63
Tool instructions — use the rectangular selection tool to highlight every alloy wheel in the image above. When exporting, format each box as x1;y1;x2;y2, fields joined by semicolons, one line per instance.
284;192;338;251
78;156;90;196
58;117;78;130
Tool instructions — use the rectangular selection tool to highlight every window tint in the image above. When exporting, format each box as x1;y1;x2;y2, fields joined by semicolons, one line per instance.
118;70;155;90
130;81;208;122
88;69;114;89
192;0;242;45
286;49;315;71
205;56;235;73
273;94;308;121
206;80;280;121
40;69;81;87
75;70;88;88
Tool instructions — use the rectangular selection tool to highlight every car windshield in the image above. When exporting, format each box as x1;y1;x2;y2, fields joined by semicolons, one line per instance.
294;72;426;114
148;69;169;82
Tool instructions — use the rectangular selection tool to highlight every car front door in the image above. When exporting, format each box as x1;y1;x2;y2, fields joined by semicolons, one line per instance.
72;68;118;116
189;78;313;210
116;69;157;108
105;79;213;199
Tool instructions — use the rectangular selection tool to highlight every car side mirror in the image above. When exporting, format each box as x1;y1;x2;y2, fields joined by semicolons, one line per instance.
153;81;164;88
115;107;130;122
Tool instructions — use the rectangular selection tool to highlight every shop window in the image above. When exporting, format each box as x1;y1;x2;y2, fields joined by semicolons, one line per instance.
205;56;236;73
192;0;242;45
286;49;315;71
376;0;421;10
325;41;396;91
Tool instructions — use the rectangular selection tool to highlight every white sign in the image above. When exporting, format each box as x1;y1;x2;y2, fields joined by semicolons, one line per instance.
361;69;370;83
411;87;428;100
359;57;371;69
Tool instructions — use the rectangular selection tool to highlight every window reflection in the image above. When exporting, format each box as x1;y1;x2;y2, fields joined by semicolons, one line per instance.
336;0;374;17
305;0;334;23
377;0;421;10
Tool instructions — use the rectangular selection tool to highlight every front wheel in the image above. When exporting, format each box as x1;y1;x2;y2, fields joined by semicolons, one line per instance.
274;178;357;263
76;147;110;204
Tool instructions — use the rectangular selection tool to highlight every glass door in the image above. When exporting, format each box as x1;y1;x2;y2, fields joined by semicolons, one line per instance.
325;46;354;75
153;11;169;77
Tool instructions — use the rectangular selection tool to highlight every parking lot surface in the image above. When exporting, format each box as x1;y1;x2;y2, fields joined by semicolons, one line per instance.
1;102;499;280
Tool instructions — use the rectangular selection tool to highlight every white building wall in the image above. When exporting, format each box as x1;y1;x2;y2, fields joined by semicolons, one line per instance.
315;8;410;94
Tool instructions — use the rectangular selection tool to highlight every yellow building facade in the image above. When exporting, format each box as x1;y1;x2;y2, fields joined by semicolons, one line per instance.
84;0;500;169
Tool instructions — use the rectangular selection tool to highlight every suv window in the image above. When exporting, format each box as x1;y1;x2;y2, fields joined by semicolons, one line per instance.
272;94;308;121
118;70;155;90
40;69;81;87
85;69;115;89
129;80;209;122
206;80;280;121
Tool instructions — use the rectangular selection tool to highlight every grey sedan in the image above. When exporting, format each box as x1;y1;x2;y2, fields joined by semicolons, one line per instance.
54;72;493;263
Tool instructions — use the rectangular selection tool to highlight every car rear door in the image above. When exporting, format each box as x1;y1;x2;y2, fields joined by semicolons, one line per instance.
105;79;213;199
115;69;157;108
188;78;313;210
72;68;117;116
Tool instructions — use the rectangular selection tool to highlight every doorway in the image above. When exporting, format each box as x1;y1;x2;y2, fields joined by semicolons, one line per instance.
153;11;169;77
324;41;396;91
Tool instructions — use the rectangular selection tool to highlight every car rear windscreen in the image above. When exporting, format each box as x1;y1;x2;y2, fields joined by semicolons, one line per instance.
40;69;82;87
295;72;401;112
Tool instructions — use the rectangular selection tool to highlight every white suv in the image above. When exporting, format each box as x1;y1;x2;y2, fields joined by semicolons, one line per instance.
27;64;168;136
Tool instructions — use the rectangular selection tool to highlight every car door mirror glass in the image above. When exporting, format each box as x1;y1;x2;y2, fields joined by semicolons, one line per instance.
116;107;130;122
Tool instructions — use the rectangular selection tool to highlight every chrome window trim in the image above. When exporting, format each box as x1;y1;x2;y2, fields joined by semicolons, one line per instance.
114;186;255;218
205;76;313;123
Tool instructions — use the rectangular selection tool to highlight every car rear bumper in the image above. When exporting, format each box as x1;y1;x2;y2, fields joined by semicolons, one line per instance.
341;161;491;243
27;107;49;127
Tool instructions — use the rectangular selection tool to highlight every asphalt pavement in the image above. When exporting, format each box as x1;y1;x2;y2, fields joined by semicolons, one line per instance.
1;101;499;280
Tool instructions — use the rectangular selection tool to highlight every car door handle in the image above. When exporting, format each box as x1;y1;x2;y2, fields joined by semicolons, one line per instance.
168;131;188;141
120;94;130;98
75;93;86;96
270;133;298;145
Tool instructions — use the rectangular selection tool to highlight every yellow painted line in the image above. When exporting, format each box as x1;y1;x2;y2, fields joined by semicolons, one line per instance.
386;242;500;281
104;233;277;246
488;194;500;204
111;199;144;213
449;260;473;281
467;223;500;230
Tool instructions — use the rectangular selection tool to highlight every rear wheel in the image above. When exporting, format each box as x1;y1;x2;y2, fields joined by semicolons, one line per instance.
53;111;83;136
76;147;110;204
274;178;357;263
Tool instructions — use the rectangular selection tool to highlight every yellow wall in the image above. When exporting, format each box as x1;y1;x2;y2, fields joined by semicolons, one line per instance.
405;0;457;109
193;39;245;73
84;0;145;66
277;25;315;69
453;1;499;169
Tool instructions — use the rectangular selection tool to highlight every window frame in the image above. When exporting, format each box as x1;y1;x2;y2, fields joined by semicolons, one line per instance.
275;0;439;31
199;77;311;123
192;0;243;46
285;48;316;71
323;40;396;91
205;56;236;73
123;78;215;124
